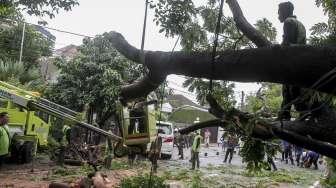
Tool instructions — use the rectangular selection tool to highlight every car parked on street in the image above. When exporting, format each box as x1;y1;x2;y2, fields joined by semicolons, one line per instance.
156;121;174;159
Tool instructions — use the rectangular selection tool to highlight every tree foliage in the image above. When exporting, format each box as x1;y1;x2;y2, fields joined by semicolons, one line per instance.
46;33;139;127
0;0;79;19
245;83;282;116
183;78;236;109
0;59;45;91
151;0;276;112
310;0;336;45
0;22;54;68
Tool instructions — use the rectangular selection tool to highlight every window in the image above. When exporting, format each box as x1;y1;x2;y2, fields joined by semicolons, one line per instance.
34;111;49;123
0;99;8;108
157;123;172;135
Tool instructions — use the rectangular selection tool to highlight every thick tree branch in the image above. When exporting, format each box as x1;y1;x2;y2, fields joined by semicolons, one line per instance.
120;73;166;101
179;115;336;159
179;119;224;134
107;32;168;101
109;31;336;95
226;0;271;47
207;0;272;119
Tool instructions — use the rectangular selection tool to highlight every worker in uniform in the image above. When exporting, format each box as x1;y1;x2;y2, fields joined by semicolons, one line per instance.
0;112;10;169
59;124;71;166
104;131;114;169
148;132;162;173
191;130;202;170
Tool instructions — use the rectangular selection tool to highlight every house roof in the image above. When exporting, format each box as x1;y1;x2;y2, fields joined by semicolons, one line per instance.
167;94;203;109
168;106;215;125
54;44;78;58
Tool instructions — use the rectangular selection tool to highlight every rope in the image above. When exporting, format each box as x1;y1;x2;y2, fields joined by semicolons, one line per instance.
209;0;225;93
140;0;149;74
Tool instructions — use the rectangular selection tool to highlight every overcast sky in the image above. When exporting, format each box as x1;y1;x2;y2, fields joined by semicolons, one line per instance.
26;0;328;103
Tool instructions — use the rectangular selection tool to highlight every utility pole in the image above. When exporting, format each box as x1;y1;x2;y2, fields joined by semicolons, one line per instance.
19;22;26;64
240;91;245;110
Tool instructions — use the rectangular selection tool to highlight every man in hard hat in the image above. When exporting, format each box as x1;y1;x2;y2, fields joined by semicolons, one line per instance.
0;112;10;169
191;130;202;170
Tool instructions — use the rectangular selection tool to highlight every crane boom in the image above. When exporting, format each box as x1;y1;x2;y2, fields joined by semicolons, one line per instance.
0;81;121;141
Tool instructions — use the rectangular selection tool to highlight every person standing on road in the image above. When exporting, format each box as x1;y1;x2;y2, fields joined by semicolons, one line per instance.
223;134;238;164
0;112;10;169
191;130;202;170
283;140;294;165
104;130;114;169
176;132;184;159
265;142;278;171
149;132;162;173
294;145;303;167
220;133;226;151
204;129;211;148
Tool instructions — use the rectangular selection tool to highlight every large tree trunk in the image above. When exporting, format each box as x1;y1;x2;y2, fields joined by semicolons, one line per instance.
108;32;336;96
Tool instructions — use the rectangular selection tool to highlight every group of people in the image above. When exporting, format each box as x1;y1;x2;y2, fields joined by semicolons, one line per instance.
281;141;321;169
173;129;203;170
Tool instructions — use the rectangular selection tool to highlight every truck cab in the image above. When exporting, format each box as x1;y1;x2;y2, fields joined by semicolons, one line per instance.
0;98;51;147
115;94;157;156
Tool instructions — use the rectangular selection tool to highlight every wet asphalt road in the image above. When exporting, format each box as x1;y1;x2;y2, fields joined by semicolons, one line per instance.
162;144;325;172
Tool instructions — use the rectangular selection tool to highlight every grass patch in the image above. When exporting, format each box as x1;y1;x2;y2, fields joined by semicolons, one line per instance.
242;168;321;186
111;159;131;170
119;174;165;188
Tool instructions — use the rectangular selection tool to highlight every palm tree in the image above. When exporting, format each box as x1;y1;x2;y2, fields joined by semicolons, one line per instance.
0;59;45;91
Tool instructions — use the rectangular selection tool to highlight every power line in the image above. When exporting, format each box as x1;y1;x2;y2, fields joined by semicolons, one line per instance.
1;18;94;39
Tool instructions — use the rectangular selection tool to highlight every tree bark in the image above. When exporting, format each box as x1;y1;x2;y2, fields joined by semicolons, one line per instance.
179;116;336;159
106;32;167;101
109;32;336;95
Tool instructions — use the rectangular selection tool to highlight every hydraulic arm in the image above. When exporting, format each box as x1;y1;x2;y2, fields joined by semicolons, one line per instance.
0;81;121;141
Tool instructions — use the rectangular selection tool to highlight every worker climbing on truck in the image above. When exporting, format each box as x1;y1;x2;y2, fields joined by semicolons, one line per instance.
0;112;10;169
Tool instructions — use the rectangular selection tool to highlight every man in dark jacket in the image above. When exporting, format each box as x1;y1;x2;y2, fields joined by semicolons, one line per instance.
278;2;308;120
223;134;238;164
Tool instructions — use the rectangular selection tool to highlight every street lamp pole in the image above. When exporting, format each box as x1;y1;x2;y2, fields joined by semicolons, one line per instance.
19;22;26;64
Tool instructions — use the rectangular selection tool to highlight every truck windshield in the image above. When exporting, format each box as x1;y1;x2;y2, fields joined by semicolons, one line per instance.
157;123;172;135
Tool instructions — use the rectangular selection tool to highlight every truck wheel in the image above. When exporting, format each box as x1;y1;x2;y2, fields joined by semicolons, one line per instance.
165;154;172;160
10;141;22;163
114;141;127;157
21;141;34;163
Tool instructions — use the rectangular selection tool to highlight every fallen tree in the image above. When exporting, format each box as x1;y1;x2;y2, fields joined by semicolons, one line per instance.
106;0;336;159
